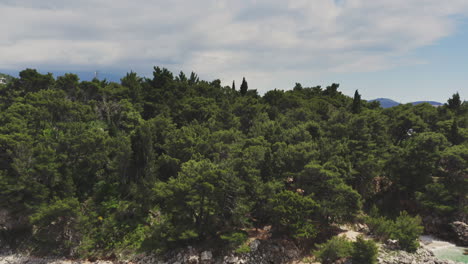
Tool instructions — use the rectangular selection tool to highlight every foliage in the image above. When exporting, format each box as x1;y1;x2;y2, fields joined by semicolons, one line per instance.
416;183;456;215
220;231;248;247
366;215;395;242
391;211;423;252
299;163;362;224
29;198;84;255
447;92;461;111
351;90;362;114
240;77;248;96
352;235;378;264
366;208;423;252
314;235;378;264
269;190;319;239
0;67;465;257
220;230;251;253
313;236;353;264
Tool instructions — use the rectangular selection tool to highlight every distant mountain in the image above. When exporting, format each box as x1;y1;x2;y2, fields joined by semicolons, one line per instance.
409;101;443;106
368;98;400;108
368;98;444;108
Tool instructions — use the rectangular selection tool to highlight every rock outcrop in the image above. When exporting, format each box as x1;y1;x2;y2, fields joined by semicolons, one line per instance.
0;239;300;264
145;239;301;264
450;221;468;246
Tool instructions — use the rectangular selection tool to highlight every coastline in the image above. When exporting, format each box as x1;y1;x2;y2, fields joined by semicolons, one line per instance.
2;236;467;264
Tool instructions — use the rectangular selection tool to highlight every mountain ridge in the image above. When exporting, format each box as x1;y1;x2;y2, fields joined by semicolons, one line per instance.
369;98;443;108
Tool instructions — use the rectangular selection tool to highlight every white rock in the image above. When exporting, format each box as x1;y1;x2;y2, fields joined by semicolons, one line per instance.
200;251;212;261
188;255;199;264
224;256;238;263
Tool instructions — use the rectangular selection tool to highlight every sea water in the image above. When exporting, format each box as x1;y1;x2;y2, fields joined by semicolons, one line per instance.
420;235;468;263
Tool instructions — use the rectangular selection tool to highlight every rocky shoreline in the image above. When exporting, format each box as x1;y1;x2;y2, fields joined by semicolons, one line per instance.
0;238;301;264
1;239;466;264
378;247;464;264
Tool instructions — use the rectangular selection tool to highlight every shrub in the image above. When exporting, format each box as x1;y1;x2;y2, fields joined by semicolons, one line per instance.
313;236;353;264
270;190;319;239
352;235;378;264
235;244;251;254
220;231;248;247
30;197;84;255
391;211;423;252
220;231;250;253
366;208;424;252
366;215;394;241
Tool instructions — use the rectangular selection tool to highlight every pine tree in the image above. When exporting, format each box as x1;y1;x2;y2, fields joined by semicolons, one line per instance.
178;71;187;82
447;92;461;111
240;77;248;95
293;83;303;91
449;119;462;145
232;80;236;91
189;71;199;85
352;90;362;114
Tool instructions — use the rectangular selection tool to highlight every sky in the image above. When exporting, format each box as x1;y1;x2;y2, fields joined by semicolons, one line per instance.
0;0;467;103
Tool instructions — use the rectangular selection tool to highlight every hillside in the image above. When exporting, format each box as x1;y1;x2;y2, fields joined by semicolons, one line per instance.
0;68;466;261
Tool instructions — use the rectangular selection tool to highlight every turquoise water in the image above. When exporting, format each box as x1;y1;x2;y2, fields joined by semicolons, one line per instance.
421;235;468;263
432;247;468;263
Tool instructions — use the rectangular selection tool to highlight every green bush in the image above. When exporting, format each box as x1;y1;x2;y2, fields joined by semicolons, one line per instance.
313;236;353;264
315;235;378;264
235;244;251;254
30;198;84;255
220;231;248;247
366;215;395;241
221;231;250;253
352;235;378;264
366;208;423;252
391;211;423;252
270;190;319;239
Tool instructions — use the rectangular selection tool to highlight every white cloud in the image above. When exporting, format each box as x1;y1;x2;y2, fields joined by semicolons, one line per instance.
1;0;468;92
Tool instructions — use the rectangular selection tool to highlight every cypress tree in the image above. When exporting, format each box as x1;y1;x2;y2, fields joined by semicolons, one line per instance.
240;77;248;96
352;89;362;114
232;80;236;91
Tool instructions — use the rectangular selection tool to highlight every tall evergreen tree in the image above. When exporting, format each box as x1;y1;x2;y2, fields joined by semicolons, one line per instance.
177;71;187;82
352;90;362;114
240;77;248;95
323;83;339;96
449;119;462;145
232;80;236;91
293;83;303;91
189;71;199;85
447;92;461;111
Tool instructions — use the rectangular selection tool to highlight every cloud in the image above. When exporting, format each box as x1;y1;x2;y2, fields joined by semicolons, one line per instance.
1;0;468;92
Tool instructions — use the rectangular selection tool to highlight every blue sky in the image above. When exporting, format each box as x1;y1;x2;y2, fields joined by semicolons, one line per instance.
0;0;467;103
329;18;468;103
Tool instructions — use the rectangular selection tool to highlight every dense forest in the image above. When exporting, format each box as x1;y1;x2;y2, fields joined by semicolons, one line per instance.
0;68;466;258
